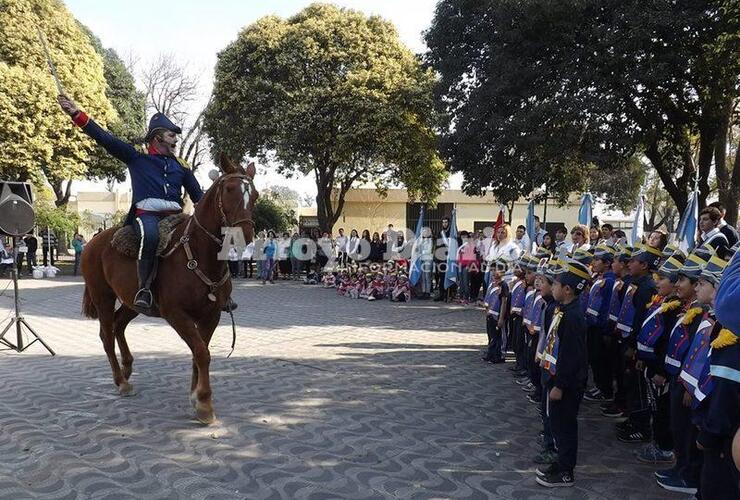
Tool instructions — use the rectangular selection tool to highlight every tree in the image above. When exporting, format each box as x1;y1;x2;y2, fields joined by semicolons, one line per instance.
141;53;208;172
0;0;117;203
425;1;739;221
253;197;296;234
205;4;447;233
34;200;79;237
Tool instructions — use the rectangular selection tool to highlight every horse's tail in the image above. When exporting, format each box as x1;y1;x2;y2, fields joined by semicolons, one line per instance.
81;286;98;319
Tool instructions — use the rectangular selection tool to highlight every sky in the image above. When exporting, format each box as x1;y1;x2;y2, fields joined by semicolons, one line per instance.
64;0;453;200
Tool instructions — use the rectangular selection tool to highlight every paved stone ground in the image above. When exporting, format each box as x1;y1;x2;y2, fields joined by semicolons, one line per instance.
0;277;675;499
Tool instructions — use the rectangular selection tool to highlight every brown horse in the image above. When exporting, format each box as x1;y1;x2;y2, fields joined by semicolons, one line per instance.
81;157;257;424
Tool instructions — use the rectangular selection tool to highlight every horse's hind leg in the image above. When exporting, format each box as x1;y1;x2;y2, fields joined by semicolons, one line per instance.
97;296;132;395
113;305;138;381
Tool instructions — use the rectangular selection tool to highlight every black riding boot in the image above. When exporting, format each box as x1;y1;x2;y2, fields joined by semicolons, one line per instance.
134;257;156;309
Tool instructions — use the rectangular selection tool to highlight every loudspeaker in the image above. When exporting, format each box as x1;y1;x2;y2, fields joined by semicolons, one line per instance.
0;181;34;237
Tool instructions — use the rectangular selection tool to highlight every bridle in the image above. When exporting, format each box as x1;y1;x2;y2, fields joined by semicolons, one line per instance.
162;172;256;302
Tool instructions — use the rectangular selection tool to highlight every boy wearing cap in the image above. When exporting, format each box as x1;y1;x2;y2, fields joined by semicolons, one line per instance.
634;252;685;464
615;245;660;443
584;245;616;403
536;260;590;487
508;260;529;374
602;246;633;417
532;259;559;465
517;257;539;387
684;254;737;499
482;260;510;363
656;250;710;494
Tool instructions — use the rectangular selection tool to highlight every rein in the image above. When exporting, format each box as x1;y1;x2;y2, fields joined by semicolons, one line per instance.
161;172;255;302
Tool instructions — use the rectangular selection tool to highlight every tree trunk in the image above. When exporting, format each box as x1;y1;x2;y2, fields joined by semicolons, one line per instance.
644;141;688;216
715;98;738;228
52;179;73;207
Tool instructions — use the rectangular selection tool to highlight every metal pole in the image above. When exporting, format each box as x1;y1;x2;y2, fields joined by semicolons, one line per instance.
11;238;22;351
543;187;549;226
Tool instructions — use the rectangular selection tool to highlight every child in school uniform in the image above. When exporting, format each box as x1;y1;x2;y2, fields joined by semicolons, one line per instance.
584;244;616;403
517;256;539;388
634;250;685;464
655;248;712;494
602;245;634;418
508;260;528;374
532;258;559;466
536;259;591;488
367;273;386;301
681;252;735;499
391;273;411;302
614;244;660;443
482;258;510;363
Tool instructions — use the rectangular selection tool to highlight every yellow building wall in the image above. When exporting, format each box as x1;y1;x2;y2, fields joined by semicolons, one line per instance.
329;188;582;235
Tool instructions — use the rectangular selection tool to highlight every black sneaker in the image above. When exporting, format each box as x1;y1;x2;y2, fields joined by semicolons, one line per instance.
601;405;624;418
527;393;541;404
536;468;574;488
616;420;633;432
535;463;558;478
617;427;649;443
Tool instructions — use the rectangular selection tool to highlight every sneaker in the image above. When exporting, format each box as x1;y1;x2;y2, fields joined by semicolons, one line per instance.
515;377;530;386
527;393;541;404
584;390;613;403
654;465;679;480
656;475;698;494
617;427;649;443
536;468;574;488
585;387;599;398
601;405;624;418
616;420;633;432
636;443;675;464
535;463;558;478
522;382;536;393
532;449;557;465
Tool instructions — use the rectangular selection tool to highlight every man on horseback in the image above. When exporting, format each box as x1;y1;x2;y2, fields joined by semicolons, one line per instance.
57;94;204;311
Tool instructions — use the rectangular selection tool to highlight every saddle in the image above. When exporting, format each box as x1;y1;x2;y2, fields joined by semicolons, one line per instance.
110;213;190;259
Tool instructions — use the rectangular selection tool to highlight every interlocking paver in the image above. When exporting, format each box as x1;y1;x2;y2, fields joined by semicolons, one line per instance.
0;277;667;499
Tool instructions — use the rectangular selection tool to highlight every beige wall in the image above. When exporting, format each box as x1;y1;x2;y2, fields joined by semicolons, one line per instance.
330;188;581;235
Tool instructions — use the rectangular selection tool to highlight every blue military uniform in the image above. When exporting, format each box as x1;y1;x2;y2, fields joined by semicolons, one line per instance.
536;259;590;487
71;111;204;309
585;244;616;400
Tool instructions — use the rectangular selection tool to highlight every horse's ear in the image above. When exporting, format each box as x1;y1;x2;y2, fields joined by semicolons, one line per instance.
218;153;237;174
245;161;256;179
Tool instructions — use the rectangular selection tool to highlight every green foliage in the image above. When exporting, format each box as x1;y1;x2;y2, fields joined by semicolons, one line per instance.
0;0;117;186
80;23;146;183
425;0;739;213
205;3;447;232
253;196;296;234
34;200;79;235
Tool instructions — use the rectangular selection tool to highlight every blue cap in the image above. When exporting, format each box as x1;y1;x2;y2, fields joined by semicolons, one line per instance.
572;246;595;265
679;251;709;281
593;243;616;262
699;254;728;286
656;253;685;282
631;244;663;270
145;113;182;141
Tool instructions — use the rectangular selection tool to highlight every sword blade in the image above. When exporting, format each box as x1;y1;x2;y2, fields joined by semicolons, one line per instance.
36;27;64;94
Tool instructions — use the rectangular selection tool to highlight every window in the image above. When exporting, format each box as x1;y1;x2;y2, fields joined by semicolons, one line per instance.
406;203;453;236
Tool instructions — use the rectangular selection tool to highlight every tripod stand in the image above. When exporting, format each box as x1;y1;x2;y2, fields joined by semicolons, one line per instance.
0;239;55;355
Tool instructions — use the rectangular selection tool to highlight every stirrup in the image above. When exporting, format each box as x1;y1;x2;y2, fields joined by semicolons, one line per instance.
134;288;153;309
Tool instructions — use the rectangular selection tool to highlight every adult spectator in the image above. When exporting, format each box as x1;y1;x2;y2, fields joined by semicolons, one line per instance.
646;230;668;250
71;233;85;276
41;227;57;267
589;225;601;247
487;224;521;263
335;228;348;267
434;216;452;301
0;242;14;277
514;225;531;254
346;229;360;264
697;206;729;255
370;232;384;263
413;226;434;298
23;233;37;275
277;232;291;278
570;224;590;251
242;239;255;279
708;201;739;247
359;229;372;263
533;216;548;246
542;232;556;254
316;231;331;271
253;231;266;280
554;226;572;254
457;231;476;302
600;223;614;243
289;232;300;279
15;237;28;276
385;223;397;245
392;232;409;270
261;230;278;284
228;246;240;278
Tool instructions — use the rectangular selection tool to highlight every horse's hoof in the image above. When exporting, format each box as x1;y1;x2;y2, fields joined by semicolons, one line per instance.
195;405;215;425
118;382;135;396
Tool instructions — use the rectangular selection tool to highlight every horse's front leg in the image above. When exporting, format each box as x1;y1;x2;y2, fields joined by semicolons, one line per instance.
168;313;217;424
113;305;138;381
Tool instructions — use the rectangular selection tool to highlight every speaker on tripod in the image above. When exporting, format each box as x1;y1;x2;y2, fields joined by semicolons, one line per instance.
0;181;54;355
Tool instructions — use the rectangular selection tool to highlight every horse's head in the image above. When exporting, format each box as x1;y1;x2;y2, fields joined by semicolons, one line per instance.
205;154;259;244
